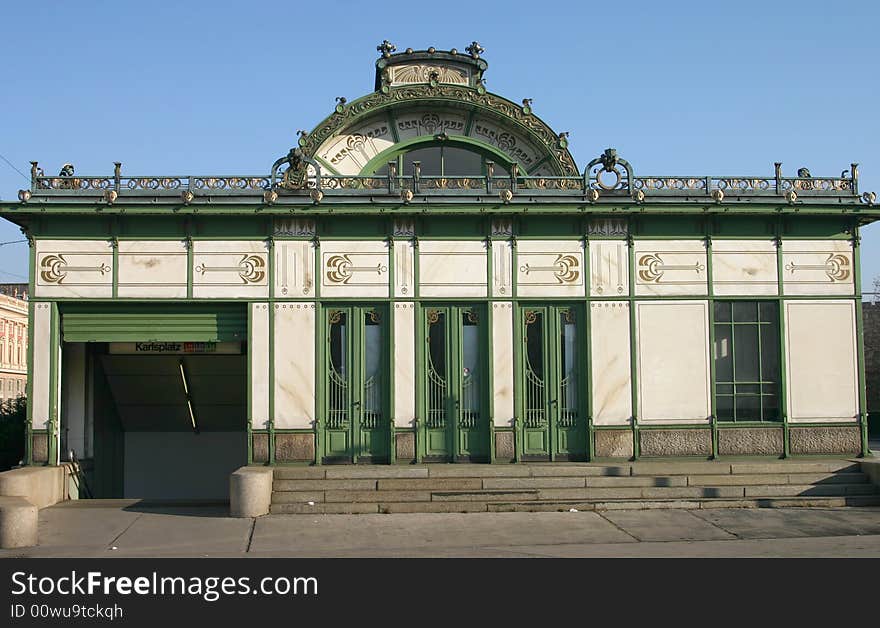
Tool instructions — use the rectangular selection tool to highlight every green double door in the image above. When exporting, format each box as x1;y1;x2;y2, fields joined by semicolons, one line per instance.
519;305;588;461
323;305;389;463
422;304;489;461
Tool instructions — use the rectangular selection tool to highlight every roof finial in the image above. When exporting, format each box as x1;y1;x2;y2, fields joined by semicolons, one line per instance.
377;40;396;58
466;41;484;59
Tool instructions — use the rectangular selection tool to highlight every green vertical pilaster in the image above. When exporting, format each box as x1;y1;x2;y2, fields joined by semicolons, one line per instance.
246;303;253;464
775;225;790;458
853;225;869;456
583;232;594;461
110;236;119;299
48;302;60;466
314;301;324;465
387;234;397;464
627;228;640;459
24;236;35;465
185;235;194;299
705;229;718;459
486;231;495;463
268;301;276;465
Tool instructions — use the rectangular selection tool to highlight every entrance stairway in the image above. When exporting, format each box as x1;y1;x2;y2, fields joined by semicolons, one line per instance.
269;460;880;514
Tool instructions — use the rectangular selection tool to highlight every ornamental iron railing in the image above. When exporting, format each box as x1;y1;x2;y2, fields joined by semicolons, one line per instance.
22;149;869;203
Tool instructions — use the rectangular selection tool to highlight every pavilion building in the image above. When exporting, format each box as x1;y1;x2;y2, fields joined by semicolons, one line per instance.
2;43;877;499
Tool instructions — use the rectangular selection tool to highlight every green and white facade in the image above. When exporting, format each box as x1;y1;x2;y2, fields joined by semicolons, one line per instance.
3;44;878;499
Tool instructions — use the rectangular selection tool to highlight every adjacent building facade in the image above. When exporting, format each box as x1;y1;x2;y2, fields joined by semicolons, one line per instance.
3;44;878;499
0;284;28;403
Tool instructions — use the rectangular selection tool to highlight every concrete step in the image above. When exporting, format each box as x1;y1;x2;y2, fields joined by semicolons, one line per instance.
272;473;871;494
272;483;876;506
270;460;863;481
269;494;880;515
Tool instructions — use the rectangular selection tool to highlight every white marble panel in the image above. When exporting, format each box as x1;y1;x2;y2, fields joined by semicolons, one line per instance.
636;300;711;423
712;239;778;296
192;240;269;299
516;240;584;298
250;303;270;430
418;240;488;298
316;115;396;175
274;240;315;298
31;303;52;429
320;240;390;298
590;240;628;297
785;300;858;422
117;240;187;298
35;239;113;298
394;240;415;298
492;302;515;427
781;240;854;296
634;239;708;297
395;109;468;141
273;303;315;429
591;302;632;425
393;303;416;428
491;240;512;297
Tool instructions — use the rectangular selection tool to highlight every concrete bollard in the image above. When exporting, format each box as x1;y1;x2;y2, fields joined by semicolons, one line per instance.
230;466;273;518
0;496;38;549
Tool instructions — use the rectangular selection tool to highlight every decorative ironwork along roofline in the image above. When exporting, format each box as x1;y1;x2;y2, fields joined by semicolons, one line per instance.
15;149;876;210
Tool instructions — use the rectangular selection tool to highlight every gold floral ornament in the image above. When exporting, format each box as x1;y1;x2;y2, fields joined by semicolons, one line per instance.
519;254;580;284
195;255;266;284
40;254;111;285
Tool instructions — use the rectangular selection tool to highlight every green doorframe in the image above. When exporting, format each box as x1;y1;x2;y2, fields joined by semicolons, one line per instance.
853;223;869;456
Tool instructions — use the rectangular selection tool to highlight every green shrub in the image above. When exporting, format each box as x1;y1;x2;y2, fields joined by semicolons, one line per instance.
0;396;27;471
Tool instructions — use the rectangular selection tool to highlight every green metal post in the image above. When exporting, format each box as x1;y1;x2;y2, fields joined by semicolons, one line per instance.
776;225;790;458
853;225;870;456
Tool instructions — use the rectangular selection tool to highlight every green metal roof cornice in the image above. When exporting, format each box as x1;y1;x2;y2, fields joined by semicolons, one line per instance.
296;83;578;176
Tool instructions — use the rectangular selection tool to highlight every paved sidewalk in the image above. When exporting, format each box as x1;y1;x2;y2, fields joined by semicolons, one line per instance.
1;500;879;558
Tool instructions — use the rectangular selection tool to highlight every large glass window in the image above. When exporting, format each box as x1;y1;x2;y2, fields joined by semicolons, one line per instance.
373;145;509;176
713;301;780;422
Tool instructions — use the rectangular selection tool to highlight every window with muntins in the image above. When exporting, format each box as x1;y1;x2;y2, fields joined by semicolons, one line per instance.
713;301;780;422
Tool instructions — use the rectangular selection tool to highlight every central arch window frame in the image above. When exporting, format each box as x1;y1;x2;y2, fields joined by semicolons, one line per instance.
359;136;518;177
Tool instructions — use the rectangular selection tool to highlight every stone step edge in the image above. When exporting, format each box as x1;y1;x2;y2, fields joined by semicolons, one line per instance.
271;463;864;480
268;495;880;514
272;472;871;490
270;484;879;504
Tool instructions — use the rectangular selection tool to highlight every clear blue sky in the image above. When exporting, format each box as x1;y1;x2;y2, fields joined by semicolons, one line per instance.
1;0;878;290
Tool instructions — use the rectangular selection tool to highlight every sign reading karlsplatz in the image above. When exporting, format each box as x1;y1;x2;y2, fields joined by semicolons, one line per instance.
108;342;242;355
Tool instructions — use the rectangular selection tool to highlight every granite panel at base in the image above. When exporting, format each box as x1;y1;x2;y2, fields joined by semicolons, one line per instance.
594;430;634;458
31;434;48;463
395;432;415;461
275;433;315;462
789;426;861;454
718;427;783;456
252;433;269;463
640;429;711;457
494;431;515;462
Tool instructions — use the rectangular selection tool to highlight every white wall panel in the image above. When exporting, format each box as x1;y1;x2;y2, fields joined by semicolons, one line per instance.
634;240;708;297
492;302;514;427
192;240;269;298
393;303;416;427
273;303;315;428
712;239;778;296
117;240;187;298
782;240;854;296
591;302;632;425
35;239;113;298
419;240;487;297
786;300;858;422
249;303;270;430
636;300;711;423
516;240;584;298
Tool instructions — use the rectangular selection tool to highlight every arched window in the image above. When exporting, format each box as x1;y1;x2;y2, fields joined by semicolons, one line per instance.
372;144;510;177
